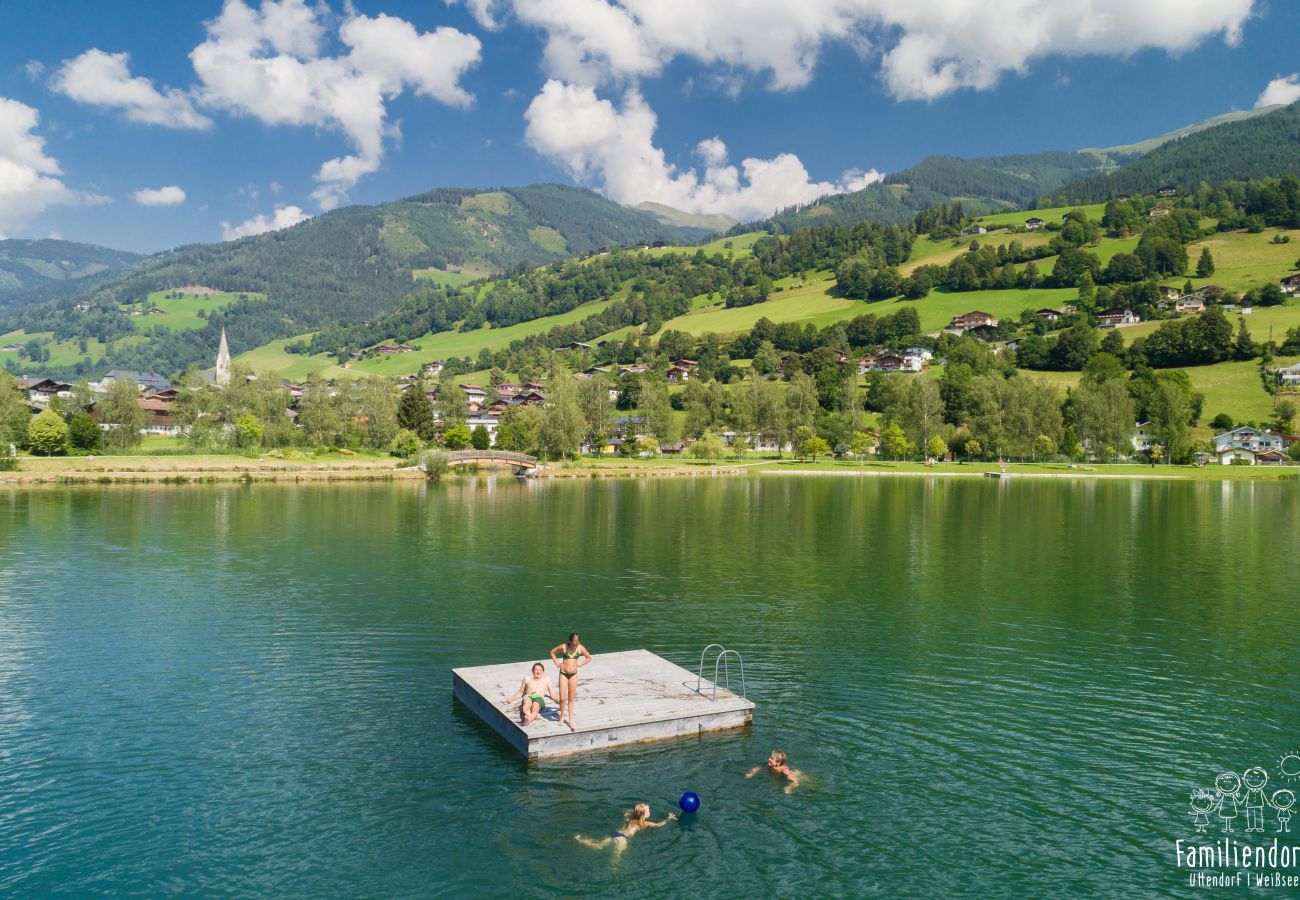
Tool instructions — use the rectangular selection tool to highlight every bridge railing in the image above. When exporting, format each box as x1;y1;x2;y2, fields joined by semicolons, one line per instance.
445;450;539;467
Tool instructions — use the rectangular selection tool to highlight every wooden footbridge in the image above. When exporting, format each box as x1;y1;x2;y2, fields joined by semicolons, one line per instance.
434;450;541;475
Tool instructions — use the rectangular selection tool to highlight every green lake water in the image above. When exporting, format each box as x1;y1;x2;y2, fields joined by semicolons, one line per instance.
1;477;1298;897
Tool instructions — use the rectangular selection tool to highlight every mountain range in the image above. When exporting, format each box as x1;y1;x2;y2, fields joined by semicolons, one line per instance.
0;240;143;314
5;100;1298;380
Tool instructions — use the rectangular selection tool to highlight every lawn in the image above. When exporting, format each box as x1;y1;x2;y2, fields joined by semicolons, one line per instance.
749;458;1295;479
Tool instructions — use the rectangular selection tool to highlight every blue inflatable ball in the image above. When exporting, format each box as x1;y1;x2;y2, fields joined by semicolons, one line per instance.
678;791;701;813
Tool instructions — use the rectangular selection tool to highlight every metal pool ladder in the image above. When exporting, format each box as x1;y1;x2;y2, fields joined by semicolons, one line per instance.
696;643;746;700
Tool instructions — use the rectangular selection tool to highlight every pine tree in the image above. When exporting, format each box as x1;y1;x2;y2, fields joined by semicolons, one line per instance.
1196;247;1215;278
397;385;437;440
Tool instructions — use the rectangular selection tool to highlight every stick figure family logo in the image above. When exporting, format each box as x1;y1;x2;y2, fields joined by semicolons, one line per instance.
1191;759;1297;835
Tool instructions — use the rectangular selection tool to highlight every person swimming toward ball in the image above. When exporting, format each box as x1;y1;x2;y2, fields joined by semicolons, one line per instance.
747;749;801;794
549;632;592;731
504;663;559;726
575;803;675;858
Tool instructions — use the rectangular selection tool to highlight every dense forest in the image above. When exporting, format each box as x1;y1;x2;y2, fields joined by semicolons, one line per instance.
1041;102;1300;205
0;239;142;315
744;150;1112;235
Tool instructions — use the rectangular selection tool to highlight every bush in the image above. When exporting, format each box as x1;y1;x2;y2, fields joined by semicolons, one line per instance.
421;450;451;480
27;409;68;456
391;428;421;458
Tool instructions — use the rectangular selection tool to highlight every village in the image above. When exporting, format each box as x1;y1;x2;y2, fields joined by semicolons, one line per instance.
9;308;1299;468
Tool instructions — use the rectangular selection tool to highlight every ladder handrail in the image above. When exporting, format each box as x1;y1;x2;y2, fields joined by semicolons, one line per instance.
696;643;746;700
696;644;726;694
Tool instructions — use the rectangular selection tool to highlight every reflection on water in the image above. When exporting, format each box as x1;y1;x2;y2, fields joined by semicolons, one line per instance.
0;479;1297;897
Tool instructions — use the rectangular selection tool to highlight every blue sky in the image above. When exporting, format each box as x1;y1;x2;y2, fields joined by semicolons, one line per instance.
1;0;1297;253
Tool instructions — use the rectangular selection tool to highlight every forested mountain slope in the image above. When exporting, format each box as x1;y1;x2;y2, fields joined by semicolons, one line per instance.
1;185;698;378
0;239;142;314
1042;102;1300;204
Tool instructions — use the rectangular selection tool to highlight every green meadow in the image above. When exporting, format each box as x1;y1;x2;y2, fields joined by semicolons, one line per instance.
121;289;266;332
412;266;482;288
349;298;618;375
0;328;117;369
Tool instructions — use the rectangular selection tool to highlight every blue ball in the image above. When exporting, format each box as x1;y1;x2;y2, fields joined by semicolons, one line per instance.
678;791;701;813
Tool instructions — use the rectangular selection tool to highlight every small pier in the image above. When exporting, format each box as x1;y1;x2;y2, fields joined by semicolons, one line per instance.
452;649;754;759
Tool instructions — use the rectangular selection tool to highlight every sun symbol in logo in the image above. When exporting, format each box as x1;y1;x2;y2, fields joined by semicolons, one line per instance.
1279;752;1300;782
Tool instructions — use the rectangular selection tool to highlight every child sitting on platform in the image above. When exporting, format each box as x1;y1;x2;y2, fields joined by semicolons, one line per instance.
504;663;558;725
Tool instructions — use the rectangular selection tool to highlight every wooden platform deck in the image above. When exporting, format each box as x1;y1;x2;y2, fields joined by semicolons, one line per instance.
452;649;754;759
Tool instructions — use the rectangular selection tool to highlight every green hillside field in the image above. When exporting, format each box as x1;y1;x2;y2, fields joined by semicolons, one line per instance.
122;289;266;332
348;299;619;376
1;328;117;369
412;266;483;288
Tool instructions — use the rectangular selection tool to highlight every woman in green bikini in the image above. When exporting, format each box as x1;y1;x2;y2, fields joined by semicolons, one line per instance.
505;663;558;725
549;632;592;731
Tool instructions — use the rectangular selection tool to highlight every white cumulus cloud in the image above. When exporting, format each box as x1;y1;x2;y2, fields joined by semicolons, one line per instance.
0;97;77;238
133;185;187;206
190;0;482;209
221;204;310;241
50;49;211;129
486;0;1254;100
525;80;881;222
1256;74;1300;108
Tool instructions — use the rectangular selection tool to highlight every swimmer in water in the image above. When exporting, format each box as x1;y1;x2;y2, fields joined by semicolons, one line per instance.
504;663;559;725
549;631;592;731
576;803;675;858
746;749;802;794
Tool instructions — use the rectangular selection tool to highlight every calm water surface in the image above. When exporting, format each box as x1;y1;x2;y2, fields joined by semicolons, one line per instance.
1;477;1297;897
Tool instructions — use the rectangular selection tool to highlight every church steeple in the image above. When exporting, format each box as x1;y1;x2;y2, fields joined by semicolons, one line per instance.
216;328;231;387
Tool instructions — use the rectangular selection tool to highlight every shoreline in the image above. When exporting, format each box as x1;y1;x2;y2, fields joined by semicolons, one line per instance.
758;468;1186;480
1;455;1294;486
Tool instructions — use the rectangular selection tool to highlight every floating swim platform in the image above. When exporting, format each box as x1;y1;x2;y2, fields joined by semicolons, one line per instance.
452;649;755;759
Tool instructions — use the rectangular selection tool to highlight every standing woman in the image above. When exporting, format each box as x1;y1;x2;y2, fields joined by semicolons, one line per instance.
549;632;592;731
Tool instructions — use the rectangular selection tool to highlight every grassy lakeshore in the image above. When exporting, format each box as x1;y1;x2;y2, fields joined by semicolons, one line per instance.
2;451;1295;485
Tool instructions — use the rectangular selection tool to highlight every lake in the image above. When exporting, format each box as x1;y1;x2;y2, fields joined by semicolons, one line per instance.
1;477;1298;897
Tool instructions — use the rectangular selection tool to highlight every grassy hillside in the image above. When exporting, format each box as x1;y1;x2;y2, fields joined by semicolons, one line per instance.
121;288;267;332
0;328;118;370
634;202;737;234
413;266;483;288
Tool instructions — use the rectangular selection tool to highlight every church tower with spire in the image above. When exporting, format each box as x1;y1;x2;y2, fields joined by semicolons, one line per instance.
216;328;231;387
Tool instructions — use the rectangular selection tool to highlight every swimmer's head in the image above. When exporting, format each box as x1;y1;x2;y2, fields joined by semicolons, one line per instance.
568;632;581;646
627;803;650;822
532;663;545;676
769;750;788;768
